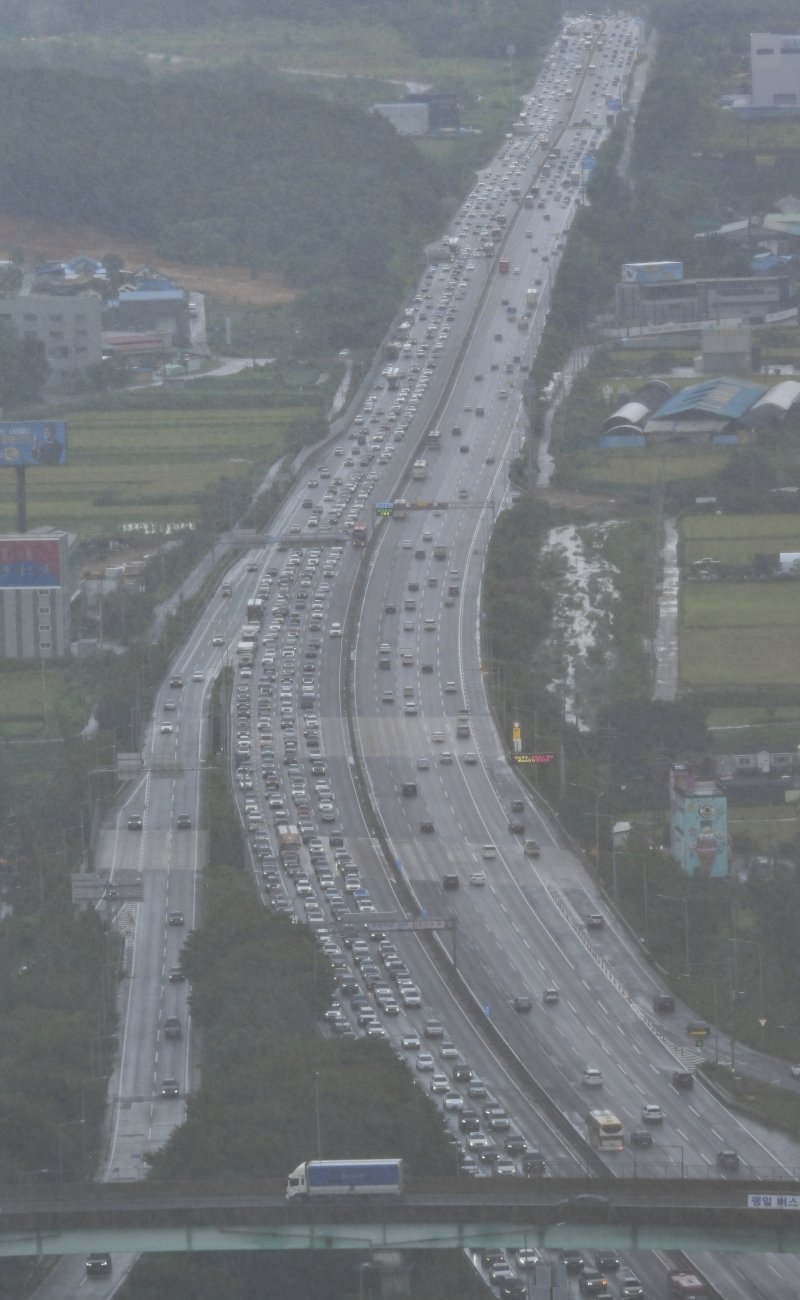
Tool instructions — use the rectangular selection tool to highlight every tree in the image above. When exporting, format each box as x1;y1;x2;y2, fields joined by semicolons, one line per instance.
101;252;126;298
0;320;47;405
716;448;775;512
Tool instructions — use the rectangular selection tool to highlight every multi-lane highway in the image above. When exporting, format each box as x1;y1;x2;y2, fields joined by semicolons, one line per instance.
53;13;800;1300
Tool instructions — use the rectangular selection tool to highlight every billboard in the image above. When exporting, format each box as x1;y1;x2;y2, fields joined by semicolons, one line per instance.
0;421;67;467
621;261;684;284
0;536;63;588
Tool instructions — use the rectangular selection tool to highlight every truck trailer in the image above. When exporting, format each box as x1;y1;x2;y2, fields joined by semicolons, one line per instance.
286;1159;404;1200
277;824;301;854
666;1272;712;1299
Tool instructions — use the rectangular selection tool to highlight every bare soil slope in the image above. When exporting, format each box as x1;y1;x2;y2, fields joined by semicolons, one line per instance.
0;214;295;306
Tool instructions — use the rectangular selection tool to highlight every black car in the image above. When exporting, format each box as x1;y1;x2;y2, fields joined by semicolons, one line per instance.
630;1128;653;1149
595;1249;620;1272
560;1249;585;1274
86;1254;112;1276
499;1281;526;1299
522;1150;546;1175
579;1270;609;1295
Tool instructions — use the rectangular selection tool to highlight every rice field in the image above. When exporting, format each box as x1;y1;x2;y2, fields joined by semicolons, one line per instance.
681;513;800;564
680;581;800;687
0;407;297;539
585;449;729;485
0;666;64;738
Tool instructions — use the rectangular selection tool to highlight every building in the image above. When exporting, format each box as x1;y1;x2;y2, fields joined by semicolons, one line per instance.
0;294;103;385
700;325;752;376
615;274;789;329
372;102;430;136
644;376;766;444
751;33;800;110
0;528;75;659
104;272;189;347
404;91;460;132
669;766;729;878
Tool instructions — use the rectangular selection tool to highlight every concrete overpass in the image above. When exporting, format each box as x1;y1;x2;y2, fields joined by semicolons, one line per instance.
3;1177;800;1260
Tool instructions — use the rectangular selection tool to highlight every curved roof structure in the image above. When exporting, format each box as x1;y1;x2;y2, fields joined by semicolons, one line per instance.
748;379;800;425
601;401;649;435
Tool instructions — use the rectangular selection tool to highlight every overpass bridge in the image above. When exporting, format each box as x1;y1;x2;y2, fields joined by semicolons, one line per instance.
3;1177;800;1261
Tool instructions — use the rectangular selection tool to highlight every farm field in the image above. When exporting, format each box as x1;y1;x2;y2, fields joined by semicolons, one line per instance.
584;449;729;486
680;582;800;687
0;407;296;539
0;667;64;739
727;806;800;847
682;513;800;564
708;704;800;728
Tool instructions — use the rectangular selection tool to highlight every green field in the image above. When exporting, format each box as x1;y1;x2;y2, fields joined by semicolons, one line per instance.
727;806;800;847
0;666;64;738
682;582;800;629
681;627;800;687
0;407;297;539
585;449;729;486
680;581;800;687
33;19;519;117
708;704;800;728
682;513;800;563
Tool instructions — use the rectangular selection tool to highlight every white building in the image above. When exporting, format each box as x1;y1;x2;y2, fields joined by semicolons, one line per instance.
751;33;800;109
0;294;102;385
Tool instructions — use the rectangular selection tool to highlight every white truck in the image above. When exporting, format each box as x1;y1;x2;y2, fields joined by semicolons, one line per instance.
286;1159;404;1200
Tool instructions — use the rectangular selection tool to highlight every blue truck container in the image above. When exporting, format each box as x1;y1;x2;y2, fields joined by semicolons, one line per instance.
286;1159;403;1200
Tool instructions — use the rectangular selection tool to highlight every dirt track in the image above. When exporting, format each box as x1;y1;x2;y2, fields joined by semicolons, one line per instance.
0;214;294;306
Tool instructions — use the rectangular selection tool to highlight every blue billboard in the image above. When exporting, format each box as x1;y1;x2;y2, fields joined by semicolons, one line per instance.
0;421;67;467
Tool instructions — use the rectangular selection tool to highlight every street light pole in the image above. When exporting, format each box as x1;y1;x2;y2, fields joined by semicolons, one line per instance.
654;893;690;978
313;1071;322;1159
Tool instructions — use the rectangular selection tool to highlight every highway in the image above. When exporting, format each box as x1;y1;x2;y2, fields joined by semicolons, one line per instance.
37;14;800;1300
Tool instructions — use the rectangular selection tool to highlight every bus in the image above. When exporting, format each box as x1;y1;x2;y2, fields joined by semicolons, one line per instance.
351;522;368;547
245;598;264;624
498;258;510;274
586;1109;624;1152
411;459;428;480
426;428;442;450
392;499;409;519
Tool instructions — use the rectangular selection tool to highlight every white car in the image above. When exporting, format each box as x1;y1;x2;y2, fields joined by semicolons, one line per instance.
470;871;487;886
641;1103;664;1123
328;623;342;638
